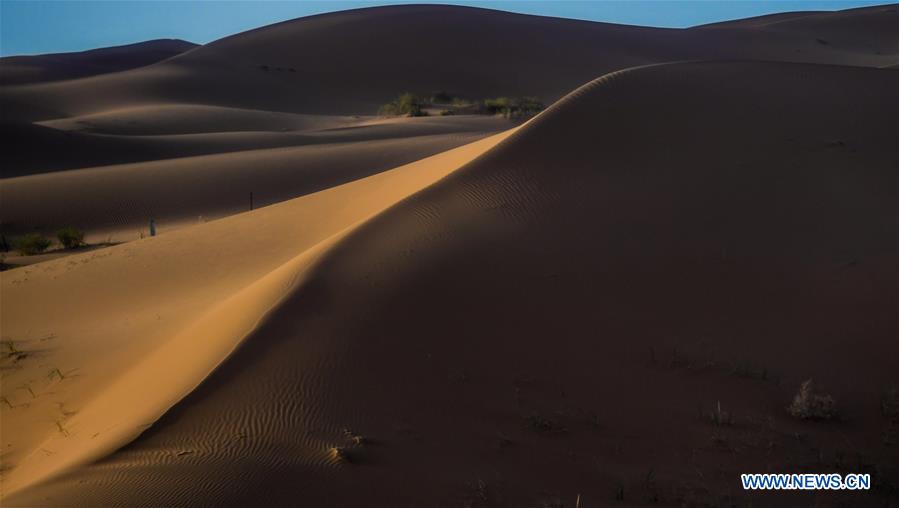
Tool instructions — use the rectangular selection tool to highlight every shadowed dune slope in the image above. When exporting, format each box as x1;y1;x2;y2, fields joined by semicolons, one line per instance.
8;61;896;507
0;39;197;86
1;112;509;177
1;4;896;124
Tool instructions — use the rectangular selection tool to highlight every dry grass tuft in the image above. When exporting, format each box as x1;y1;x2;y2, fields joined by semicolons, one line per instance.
788;379;837;420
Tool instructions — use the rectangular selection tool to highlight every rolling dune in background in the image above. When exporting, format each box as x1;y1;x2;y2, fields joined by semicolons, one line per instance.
1;116;510;242
1;4;897;507
0;39;197;86
2;4;896;123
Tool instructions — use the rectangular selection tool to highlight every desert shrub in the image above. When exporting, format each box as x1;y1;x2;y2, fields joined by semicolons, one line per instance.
513;96;545;116
56;227;85;249
16;233;51;255
482;96;512;116
524;413;567;434
379;93;427;117
482;96;545;118
330;446;352;463
788;379;837;420
706;401;733;426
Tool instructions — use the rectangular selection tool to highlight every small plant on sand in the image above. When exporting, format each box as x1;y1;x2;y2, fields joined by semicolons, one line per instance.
342;428;366;446
644;469;659;503
706;400;733;427
525;413;567;434
614;481;625;501
15;233;51;255
330;446;352;463
379;92;427;117
788;379;837;420
48;367;78;381
56;227;85;249
54;420;70;437
2;340;21;356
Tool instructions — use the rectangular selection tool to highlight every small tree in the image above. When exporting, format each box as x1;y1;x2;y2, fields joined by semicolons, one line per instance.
57;227;85;249
16;233;51;255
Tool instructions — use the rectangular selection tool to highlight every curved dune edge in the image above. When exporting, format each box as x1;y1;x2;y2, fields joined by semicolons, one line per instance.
0;128;517;498
0;227;349;497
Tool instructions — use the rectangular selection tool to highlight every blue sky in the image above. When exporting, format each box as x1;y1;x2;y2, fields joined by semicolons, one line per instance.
1;1;891;56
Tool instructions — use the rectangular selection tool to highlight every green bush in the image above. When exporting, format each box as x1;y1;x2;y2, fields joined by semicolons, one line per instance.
16;233;51;255
57;227;85;249
379;93;427;117
482;96;545;118
482;96;512;115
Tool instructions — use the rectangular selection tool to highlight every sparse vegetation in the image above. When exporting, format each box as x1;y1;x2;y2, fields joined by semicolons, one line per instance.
54;420;70;437
706;401;733;427
2;340;29;363
644;469;659;504
56;227;85;249
378;92;427;117
15;233;51;255
342;428;366;445
379;91;545;118
525;413;567;434
48;367;78;381
788;379;837;420
482;96;545;118
330;446;351;463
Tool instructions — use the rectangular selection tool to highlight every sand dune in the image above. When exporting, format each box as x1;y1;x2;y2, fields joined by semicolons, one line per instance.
2;4;895;245
1;117;508;241
1;5;895;124
5;60;896;507
1;114;509;177
0;130;514;499
700;4;898;53
0;39;197;86
36;104;359;135
1;4;897;507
